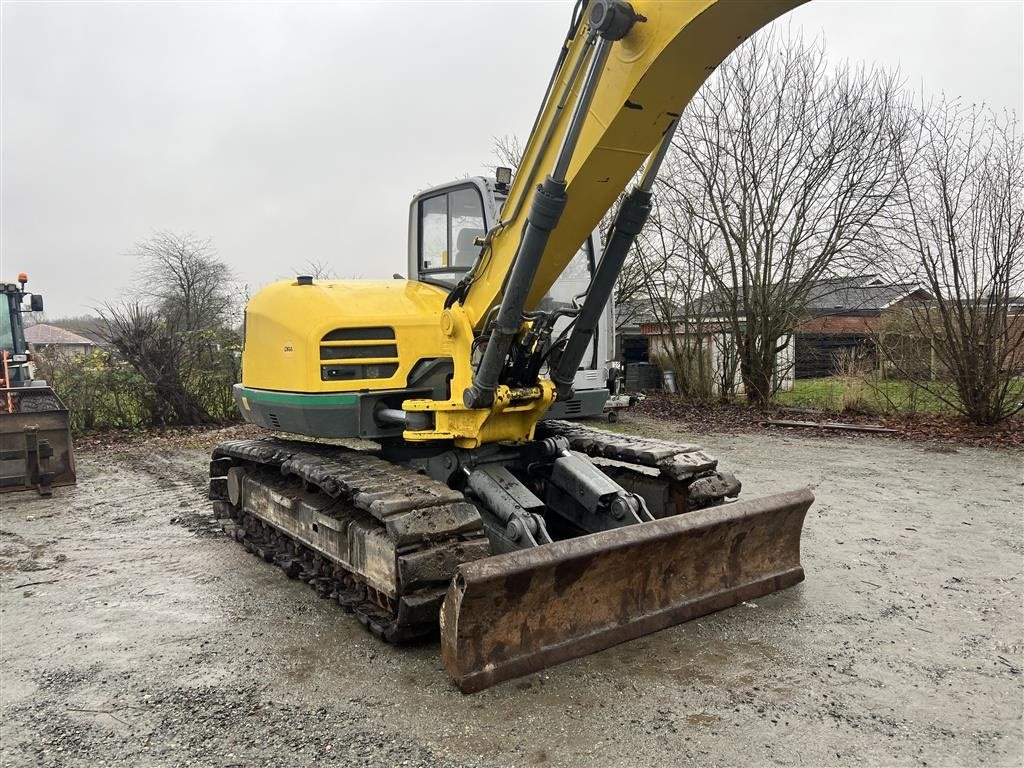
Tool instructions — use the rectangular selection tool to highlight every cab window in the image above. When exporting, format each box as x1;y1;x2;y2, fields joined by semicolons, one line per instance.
0;295;15;353
420;194;448;271
418;186;486;285
543;239;599;370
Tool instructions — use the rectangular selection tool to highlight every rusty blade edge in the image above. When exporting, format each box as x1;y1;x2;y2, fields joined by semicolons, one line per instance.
443;488;813;693
452;565;804;694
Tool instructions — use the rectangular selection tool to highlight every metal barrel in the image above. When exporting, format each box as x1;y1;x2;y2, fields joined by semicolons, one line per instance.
440;488;812;693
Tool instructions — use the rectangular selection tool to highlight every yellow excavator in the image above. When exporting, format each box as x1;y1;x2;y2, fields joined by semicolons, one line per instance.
209;0;811;692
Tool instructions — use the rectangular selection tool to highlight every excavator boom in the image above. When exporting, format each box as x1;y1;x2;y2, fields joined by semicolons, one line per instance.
460;0;805;329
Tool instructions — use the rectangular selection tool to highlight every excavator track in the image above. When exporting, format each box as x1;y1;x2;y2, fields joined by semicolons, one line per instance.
208;438;489;643
207;429;809;695
207;428;737;643
207;425;736;645
538;419;742;513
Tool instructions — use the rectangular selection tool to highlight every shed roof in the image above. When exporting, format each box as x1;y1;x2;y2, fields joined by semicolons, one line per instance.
803;276;931;313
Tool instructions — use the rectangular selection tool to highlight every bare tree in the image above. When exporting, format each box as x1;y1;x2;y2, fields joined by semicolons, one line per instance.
136;231;237;332
879;100;1024;425
489;134;526;175
628;197;721;399
295;259;336;280
611;243;651;331
657;29;912;405
100;232;241;426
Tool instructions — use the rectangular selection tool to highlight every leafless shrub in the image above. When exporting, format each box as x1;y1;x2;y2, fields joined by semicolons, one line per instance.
880;100;1024;425
99;232;241;427
628;197;719;401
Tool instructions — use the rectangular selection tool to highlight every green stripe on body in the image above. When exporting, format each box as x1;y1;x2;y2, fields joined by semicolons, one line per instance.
239;387;358;407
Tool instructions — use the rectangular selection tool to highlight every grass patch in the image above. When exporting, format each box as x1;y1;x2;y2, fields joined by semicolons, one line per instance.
775;377;959;415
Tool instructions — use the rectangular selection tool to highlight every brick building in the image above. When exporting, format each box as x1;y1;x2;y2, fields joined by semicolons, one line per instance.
793;276;933;378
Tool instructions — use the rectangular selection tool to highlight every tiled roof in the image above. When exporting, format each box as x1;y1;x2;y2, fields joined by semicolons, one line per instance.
24;323;95;346
803;276;931;312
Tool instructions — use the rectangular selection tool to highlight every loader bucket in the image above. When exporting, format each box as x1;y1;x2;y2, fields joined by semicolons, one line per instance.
0;387;76;496
440;488;812;693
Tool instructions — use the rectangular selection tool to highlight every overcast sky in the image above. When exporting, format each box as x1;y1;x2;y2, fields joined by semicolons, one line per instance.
2;0;1022;318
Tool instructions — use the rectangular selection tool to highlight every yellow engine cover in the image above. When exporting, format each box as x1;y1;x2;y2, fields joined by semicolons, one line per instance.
240;277;555;447
242;278;449;394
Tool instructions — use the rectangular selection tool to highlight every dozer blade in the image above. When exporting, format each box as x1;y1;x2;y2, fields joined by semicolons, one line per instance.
440;488;812;693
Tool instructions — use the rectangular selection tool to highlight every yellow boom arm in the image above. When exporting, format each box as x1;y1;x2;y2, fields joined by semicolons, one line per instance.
460;0;804;328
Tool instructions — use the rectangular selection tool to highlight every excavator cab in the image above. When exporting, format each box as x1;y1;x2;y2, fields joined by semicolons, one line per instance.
412;183;488;284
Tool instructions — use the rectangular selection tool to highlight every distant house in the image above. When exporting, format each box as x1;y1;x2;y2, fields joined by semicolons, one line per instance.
25;324;97;357
794;275;933;378
641;315;796;395
634;274;935;390
877;292;1024;379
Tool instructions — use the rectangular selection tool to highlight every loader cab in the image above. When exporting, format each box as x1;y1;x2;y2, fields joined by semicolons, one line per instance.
0;292;17;357
408;176;614;419
1;279;34;386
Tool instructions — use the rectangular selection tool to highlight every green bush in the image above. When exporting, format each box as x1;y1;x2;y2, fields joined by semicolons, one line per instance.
182;329;242;421
34;348;153;432
34;338;242;433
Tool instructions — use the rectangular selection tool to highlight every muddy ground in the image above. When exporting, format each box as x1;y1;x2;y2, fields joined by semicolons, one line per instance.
1;416;1021;767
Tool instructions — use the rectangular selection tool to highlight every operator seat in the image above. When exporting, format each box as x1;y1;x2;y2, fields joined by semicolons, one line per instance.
453;228;484;267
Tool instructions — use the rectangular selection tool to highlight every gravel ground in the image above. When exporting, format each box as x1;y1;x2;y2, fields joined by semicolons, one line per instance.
1;417;1021;767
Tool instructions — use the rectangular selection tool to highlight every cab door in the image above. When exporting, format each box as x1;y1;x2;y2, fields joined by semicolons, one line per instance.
407;178;498;287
